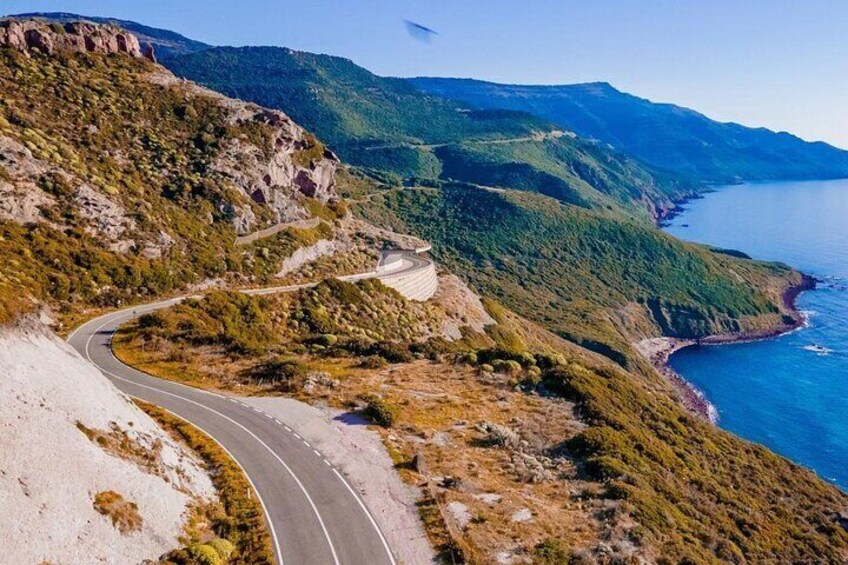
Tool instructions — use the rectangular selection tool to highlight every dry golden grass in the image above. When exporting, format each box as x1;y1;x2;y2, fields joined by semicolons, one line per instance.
93;490;142;534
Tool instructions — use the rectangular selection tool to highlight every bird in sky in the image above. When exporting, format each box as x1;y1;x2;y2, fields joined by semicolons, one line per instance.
404;20;438;43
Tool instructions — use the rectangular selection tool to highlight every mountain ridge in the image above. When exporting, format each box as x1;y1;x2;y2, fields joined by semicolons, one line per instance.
408;76;848;182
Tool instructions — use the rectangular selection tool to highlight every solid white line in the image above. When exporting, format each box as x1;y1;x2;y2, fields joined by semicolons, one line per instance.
142;405;288;565
83;316;341;565
82;315;287;565
77;301;408;565
332;468;398;565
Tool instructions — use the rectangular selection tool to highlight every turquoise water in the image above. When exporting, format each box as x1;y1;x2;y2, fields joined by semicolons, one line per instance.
664;179;848;488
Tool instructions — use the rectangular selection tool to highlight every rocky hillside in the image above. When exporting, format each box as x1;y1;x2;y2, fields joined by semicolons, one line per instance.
11;12;212;59
0;18;341;323
0;322;216;564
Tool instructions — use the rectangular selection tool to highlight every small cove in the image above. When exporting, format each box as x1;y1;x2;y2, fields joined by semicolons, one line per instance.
664;179;848;488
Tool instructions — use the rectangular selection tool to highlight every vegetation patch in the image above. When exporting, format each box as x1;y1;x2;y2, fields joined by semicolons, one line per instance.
76;420;167;478
138;402;274;565
357;183;798;366
93;490;143;534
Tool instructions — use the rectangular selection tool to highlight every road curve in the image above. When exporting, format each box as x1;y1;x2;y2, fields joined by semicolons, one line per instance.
66;250;436;564
68;303;397;565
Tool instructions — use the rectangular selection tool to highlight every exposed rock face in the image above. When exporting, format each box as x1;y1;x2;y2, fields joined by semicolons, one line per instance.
0;19;154;60
0;134;139;252
210;100;340;230
148;70;340;234
0;323;216;563
0;136;56;225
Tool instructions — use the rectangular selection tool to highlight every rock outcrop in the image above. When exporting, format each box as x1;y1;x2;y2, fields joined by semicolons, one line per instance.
148;70;340;234
0;18;155;60
0;18;339;241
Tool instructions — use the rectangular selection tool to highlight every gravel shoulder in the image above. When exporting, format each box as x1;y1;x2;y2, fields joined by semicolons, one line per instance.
242;396;437;565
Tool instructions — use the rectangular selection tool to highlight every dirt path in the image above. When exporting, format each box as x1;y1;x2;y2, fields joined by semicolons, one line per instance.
235;217;321;246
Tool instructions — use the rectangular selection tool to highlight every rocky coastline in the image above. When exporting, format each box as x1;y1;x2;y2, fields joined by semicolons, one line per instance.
638;273;817;423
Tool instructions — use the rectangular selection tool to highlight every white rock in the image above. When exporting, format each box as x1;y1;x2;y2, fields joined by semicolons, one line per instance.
0;324;216;564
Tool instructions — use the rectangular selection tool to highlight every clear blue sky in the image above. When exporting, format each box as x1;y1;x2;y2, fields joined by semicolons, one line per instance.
5;0;848;147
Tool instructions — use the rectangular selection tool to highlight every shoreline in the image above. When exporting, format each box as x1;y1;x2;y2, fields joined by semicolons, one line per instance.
638;273;817;424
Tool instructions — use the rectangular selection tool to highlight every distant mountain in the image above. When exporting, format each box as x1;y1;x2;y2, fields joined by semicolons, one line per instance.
164;46;696;218
408;78;848;183
9;12;211;58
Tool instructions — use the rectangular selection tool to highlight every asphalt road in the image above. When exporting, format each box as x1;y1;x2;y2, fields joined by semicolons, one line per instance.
66;251;435;564
68;305;402;565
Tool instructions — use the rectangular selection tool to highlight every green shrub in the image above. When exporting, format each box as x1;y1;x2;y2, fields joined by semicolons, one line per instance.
359;355;387;369
188;544;223;565
362;395;396;427
534;538;570;564
315;333;338;346
251;357;307;390
208;538;235;560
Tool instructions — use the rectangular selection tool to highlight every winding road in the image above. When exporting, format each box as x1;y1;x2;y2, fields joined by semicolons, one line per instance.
66;250;436;565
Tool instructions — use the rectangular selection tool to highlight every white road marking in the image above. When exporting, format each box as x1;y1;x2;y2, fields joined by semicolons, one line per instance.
332;468;398;565
75;304;403;565
83;315;341;565
313;449;321;457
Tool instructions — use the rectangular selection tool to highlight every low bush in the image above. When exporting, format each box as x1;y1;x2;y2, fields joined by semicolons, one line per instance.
250;356;307;390
534;538;570;564
362;395;396;427
359;355;387;369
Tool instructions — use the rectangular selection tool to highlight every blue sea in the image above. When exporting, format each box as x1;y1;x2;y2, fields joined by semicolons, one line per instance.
664;179;848;489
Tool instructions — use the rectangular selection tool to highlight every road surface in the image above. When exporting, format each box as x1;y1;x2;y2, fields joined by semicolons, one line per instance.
68;302;396;565
67;250;436;564
68;251;432;565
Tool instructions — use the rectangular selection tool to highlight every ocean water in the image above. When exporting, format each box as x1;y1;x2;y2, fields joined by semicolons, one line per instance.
664;179;848;488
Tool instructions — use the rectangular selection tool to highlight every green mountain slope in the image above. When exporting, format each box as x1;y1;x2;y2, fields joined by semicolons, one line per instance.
163;46;696;218
408;77;848;182
355;183;801;365
161;44;803;362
